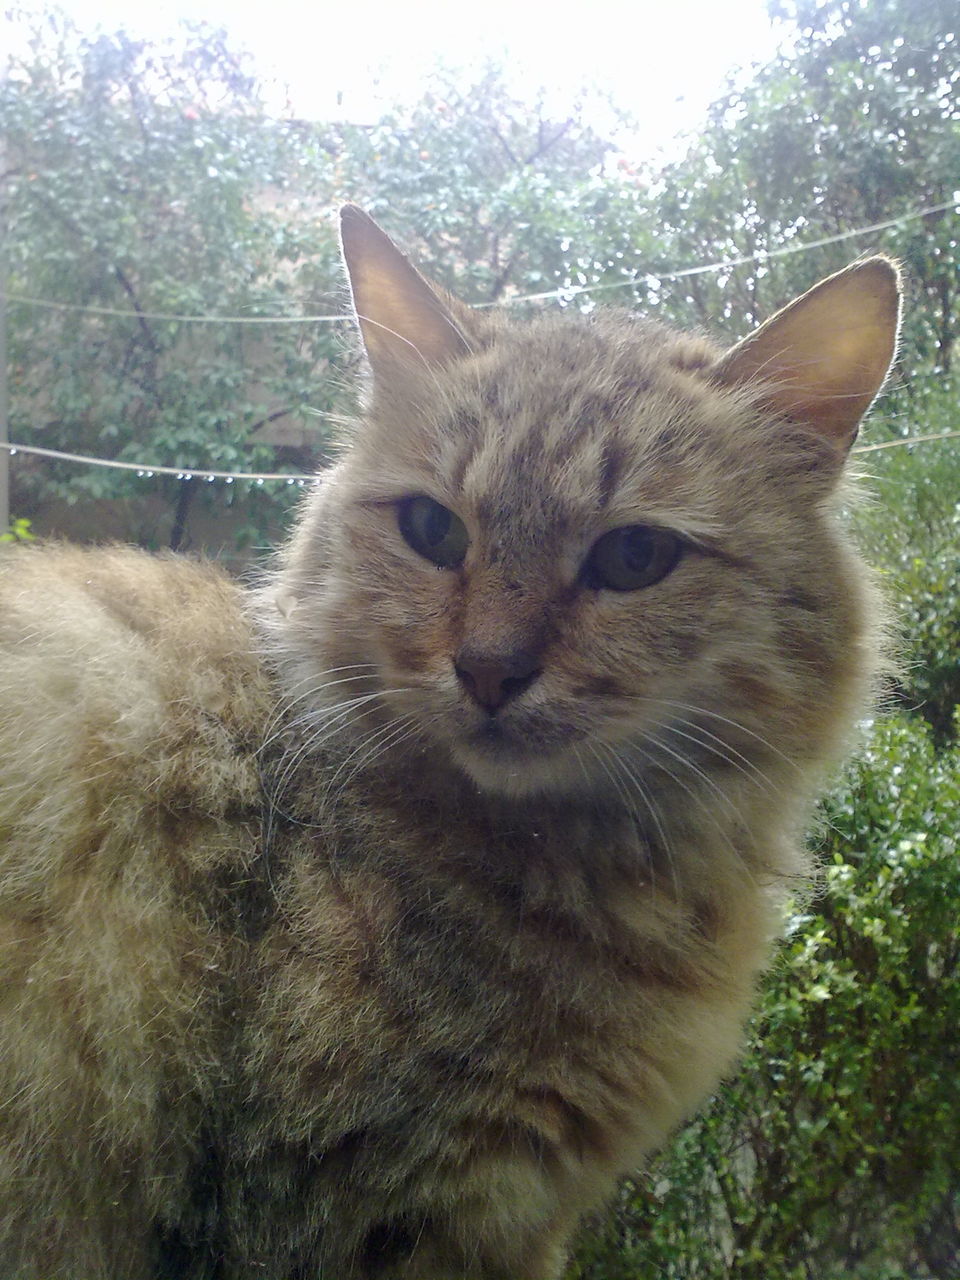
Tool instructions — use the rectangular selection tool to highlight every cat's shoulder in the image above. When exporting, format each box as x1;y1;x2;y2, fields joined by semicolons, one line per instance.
0;541;257;693
0;543;269;847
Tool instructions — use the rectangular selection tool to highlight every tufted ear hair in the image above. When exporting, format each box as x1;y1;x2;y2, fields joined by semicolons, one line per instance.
339;205;472;376
713;257;902;452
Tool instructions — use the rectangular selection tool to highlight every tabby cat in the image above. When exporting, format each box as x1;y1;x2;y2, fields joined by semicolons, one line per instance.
0;207;900;1279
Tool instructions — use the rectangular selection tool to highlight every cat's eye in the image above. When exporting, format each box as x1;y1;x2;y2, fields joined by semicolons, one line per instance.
584;525;683;592
397;496;469;569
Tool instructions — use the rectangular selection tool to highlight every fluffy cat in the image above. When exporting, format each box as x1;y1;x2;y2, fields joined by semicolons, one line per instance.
0;207;900;1279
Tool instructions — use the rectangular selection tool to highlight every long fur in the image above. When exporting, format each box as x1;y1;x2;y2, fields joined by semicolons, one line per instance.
0;230;896;1278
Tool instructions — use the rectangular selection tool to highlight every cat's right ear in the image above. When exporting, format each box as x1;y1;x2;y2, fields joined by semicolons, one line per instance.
339;205;472;377
713;257;901;455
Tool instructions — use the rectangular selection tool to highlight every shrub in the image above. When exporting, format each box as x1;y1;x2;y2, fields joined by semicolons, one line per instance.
854;391;960;746
0;517;36;544
572;713;960;1279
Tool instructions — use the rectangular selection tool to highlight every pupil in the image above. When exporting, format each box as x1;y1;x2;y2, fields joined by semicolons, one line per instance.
623;529;654;572
424;502;450;545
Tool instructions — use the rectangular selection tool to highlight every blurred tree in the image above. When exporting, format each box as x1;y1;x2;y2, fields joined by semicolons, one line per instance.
642;0;959;372
1;11;343;549
765;0;959;375
332;64;658;306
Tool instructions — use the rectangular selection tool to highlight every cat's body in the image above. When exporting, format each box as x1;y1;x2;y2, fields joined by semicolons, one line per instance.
0;210;899;1279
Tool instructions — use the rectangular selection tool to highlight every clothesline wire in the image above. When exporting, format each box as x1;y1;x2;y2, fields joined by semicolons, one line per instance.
2;429;958;485
0;441;311;483
6;197;957;323
480;198;960;306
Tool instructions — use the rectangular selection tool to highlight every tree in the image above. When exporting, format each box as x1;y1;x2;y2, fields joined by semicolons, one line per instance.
332;63;659;306
2;11;344;550
639;0;960;373
765;0;960;375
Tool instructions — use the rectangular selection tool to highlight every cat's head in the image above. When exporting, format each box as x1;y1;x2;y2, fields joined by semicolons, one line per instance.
267;208;900;804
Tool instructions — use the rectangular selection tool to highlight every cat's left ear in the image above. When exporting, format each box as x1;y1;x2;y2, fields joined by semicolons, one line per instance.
713;257;901;453
340;205;472;376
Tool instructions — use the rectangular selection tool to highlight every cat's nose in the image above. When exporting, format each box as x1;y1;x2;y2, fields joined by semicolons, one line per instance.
454;647;542;714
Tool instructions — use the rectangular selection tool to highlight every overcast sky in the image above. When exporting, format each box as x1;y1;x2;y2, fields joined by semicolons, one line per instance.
4;0;787;159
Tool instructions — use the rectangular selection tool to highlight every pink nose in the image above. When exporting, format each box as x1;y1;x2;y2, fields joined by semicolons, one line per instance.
454;648;542;713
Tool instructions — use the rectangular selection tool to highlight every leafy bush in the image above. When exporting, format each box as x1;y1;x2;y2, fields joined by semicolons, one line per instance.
0;517;36;543
572;713;960;1280
854;390;960;746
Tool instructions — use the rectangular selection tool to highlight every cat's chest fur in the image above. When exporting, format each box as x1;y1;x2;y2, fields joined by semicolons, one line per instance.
230;757;774;1275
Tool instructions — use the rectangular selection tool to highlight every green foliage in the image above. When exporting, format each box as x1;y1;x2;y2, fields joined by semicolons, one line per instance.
333;64;658;306
572;713;960;1280
2;12;344;548
765;0;960;377
640;0;960;366
0;516;36;542
855;393;960;745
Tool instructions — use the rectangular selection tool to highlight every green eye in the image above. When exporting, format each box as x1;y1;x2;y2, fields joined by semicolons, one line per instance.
397;496;469;569
584;525;683;592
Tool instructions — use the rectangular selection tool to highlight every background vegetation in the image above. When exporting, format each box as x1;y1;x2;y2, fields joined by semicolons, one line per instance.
1;0;958;1273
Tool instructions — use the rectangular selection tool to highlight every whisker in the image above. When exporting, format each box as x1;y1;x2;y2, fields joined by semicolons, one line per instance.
590;741;680;899
641;734;740;819
647;698;802;773
622;738;758;888
571;744;595;796
322;712;422;798
585;739;635;812
659;721;780;795
259;666;380;752
266;690;403;815
323;718;428;807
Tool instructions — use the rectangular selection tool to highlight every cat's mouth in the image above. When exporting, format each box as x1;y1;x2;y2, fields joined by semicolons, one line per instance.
462;717;536;762
448;706;588;795
471;718;512;746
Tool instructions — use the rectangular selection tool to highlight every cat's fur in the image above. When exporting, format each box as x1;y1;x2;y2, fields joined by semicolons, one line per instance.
0;208;900;1279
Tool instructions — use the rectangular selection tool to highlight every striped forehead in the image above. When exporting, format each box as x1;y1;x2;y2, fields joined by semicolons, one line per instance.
408;311;730;549
447;344;659;533
452;413;594;543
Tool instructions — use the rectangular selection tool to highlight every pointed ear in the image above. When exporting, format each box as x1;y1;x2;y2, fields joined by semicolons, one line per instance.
339;205;471;375
713;257;901;451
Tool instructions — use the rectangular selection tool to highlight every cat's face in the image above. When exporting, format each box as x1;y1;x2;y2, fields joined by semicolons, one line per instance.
314;323;856;800
271;209;897;803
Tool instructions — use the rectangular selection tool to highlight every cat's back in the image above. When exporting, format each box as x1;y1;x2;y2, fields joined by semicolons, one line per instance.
0;544;268;1279
0;542;267;845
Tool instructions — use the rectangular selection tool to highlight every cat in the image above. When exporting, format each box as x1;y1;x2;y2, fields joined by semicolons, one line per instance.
0;206;900;1280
